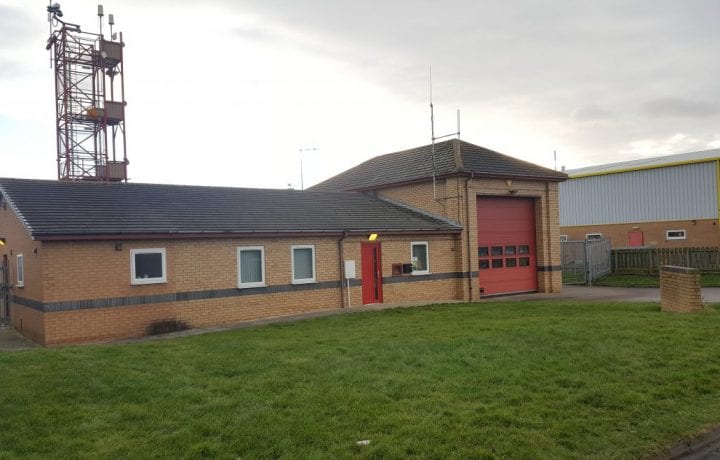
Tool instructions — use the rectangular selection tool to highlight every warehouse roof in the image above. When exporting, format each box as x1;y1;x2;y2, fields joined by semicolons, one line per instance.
310;138;566;192
0;178;461;239
567;148;720;177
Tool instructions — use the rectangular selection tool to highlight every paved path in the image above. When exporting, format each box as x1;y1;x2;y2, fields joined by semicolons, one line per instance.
4;286;719;351
666;425;720;460
0;324;37;351
495;286;720;303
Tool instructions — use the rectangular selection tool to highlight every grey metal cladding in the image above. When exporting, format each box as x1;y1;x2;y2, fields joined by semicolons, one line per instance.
559;162;718;226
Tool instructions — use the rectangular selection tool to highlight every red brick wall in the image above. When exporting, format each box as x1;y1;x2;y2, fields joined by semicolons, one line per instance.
0;202;44;338
561;219;720;249
376;177;563;298
9;305;45;343
660;266;703;312
16;233;463;345
341;234;464;307
43;289;344;345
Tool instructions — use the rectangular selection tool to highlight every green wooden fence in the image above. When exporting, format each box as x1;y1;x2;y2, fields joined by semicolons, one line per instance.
611;247;720;274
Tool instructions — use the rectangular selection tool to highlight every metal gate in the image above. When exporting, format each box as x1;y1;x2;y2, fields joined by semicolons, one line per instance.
0;256;9;323
561;238;611;285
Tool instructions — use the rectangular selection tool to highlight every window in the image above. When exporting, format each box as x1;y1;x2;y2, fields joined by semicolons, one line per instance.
411;242;429;275
560;235;568;242
666;230;687;240
586;233;603;241
292;245;316;284
16;254;23;288
237;246;265;288
130;248;167;285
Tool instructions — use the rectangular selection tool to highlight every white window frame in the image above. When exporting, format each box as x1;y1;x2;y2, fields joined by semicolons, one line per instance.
16;254;24;288
291;245;316;284
560;235;568;242
585;233;603;241
411;241;430;275
666;229;687;240
237;246;266;288
130;248;167;285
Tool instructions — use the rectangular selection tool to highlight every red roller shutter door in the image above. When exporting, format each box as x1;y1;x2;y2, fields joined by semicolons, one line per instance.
477;197;538;295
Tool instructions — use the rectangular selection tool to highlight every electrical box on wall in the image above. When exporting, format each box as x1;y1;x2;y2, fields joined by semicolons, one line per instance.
344;260;356;279
392;263;415;276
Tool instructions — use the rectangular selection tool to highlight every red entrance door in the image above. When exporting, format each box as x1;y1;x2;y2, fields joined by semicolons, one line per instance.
477;197;537;295
361;242;383;305
628;231;644;247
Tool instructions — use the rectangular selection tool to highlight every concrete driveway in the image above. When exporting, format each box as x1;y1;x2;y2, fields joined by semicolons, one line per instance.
499;285;720;303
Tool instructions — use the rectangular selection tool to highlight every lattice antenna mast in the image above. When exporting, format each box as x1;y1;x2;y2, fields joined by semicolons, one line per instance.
429;65;460;200
46;3;129;182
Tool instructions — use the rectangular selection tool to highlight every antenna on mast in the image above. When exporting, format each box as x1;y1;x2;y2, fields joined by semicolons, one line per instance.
109;13;115;40
429;65;461;201
430;65;436;200
46;1;64;68
299;147;318;191
97;4;103;35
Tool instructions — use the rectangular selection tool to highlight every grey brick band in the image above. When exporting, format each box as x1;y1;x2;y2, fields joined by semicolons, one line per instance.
537;265;562;272
13;271;470;313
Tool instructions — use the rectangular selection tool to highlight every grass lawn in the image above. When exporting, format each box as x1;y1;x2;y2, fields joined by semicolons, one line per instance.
2;301;720;458
594;273;720;287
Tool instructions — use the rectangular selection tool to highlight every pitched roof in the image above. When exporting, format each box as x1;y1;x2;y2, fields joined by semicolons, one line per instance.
0;178;461;239
310;139;566;192
566;148;720;177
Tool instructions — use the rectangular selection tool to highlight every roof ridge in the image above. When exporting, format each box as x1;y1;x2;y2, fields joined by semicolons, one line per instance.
452;138;464;171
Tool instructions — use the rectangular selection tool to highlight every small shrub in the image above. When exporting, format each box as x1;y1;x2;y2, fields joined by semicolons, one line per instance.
145;319;190;336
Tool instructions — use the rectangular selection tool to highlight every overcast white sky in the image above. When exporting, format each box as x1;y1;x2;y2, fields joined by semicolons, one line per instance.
1;0;719;188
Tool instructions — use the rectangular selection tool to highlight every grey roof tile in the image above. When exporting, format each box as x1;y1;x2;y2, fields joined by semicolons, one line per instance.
0;178;461;238
310;139;567;192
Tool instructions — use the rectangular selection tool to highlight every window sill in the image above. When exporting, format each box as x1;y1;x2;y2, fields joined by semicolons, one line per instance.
131;278;167;286
411;271;430;276
292;279;316;285
238;283;266;289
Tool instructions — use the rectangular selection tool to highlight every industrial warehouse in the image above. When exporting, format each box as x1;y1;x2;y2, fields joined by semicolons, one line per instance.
559;149;720;248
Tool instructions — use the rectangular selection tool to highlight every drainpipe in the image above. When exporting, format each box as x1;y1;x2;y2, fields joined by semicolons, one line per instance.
338;231;348;308
465;173;475;301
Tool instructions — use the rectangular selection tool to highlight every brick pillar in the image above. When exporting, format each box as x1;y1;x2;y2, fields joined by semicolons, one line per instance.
660;265;703;312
